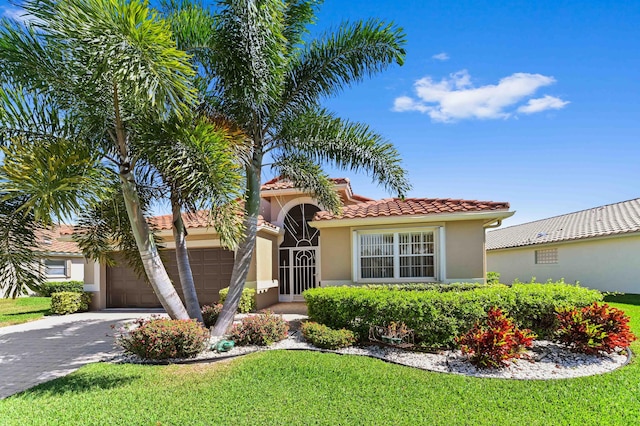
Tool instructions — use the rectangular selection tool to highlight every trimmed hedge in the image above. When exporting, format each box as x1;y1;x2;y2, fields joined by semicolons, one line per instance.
38;281;84;297
304;282;603;349
50;291;92;314
362;282;502;292
219;287;256;313
301;322;356;350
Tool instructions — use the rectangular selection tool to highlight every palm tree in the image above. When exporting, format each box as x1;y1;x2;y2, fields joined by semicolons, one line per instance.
0;0;197;318
168;0;412;336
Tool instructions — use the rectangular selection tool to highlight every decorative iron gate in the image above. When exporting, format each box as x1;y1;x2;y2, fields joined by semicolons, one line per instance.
278;204;320;302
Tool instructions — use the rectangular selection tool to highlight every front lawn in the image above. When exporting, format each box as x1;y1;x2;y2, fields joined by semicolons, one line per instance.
0;297;50;327
0;295;638;425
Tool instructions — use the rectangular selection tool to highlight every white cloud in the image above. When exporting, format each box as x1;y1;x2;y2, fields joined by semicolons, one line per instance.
393;70;569;122
432;52;450;61
517;95;570;114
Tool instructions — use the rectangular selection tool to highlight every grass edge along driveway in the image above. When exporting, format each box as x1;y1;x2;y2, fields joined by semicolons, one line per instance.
0;297;50;327
0;294;638;425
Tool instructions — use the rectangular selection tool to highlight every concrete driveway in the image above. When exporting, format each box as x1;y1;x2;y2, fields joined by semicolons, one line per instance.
0;311;161;399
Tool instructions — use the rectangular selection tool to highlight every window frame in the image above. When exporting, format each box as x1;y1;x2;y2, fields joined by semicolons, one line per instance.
44;259;68;278
534;248;558;265
353;227;439;283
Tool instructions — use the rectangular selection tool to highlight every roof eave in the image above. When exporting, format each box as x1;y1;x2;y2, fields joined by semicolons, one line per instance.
310;210;514;229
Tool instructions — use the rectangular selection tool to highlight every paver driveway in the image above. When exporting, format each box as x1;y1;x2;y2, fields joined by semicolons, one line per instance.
0;311;161;399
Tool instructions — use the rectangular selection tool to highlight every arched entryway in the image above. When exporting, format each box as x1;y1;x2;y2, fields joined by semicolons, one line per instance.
278;203;320;302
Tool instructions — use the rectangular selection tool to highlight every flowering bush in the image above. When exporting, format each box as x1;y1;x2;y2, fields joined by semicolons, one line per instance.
301;322;356;349
117;318;209;360
457;307;536;369
229;311;289;346
555;302;636;354
201;304;223;328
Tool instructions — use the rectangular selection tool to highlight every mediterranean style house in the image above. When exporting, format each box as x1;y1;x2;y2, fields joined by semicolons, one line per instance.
70;177;512;310
487;198;640;293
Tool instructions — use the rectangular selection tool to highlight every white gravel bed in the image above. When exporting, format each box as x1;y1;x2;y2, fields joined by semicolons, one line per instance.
111;330;630;380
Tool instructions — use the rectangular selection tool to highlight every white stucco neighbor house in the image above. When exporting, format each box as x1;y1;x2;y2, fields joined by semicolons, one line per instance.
486;198;640;293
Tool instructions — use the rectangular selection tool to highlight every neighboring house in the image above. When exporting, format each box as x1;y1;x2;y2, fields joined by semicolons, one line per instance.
0;225;85;298
79;177;512;310
37;225;85;283
486;198;640;293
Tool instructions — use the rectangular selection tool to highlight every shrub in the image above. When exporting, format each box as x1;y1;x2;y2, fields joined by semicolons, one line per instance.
219;287;256;313
229;311;289;346
50;291;91;314
555;302;637;354
201;304;223;328
457;307;536;369
486;271;501;285
301;322;356;350
38;281;84;297
304;281;602;349
117;318;209;360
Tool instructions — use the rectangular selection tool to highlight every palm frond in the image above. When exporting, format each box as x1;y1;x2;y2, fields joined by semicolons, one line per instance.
277;107;411;198
281;18;406;117
272;153;341;213
282;0;321;52
0;137;113;225
0;196;44;298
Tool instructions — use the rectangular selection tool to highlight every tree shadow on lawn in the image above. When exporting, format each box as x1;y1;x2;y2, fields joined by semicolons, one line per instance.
15;369;143;398
604;293;640;306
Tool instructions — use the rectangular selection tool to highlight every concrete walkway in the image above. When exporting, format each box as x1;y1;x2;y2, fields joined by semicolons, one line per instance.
0;311;160;399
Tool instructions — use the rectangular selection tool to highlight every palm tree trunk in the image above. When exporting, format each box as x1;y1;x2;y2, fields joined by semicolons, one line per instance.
119;172;190;319
112;82;188;319
211;153;261;337
171;195;204;322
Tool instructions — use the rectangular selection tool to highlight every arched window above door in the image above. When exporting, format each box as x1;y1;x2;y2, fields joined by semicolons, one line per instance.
280;204;320;247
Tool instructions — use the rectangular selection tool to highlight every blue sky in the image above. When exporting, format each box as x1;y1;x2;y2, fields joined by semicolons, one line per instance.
2;0;638;226
297;0;640;226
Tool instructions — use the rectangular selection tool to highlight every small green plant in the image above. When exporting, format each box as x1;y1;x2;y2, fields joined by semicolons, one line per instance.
219;287;256;313
456;307;536;369
38;281;84;297
229;311;289;346
301;322;356;349
201;304;223;328
116;318;209;360
486;271;500;285
555;302;636;354
50;291;91;314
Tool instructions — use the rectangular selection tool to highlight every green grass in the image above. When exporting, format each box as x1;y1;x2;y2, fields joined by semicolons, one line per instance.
0;297;50;327
1;295;639;425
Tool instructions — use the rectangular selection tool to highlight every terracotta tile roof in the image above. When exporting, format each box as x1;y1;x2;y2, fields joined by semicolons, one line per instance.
149;210;278;231
487;198;640;250
351;194;374;202
36;225;81;254
261;176;350;191
314;198;510;221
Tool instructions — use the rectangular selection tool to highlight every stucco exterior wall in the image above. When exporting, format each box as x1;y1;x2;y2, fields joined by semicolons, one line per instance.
317;219;488;285
445;220;485;280
486;233;640;293
318;227;352;283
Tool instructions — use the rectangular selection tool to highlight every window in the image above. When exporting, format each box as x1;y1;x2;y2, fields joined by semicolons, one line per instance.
44;259;67;277
357;230;436;281
535;248;558;264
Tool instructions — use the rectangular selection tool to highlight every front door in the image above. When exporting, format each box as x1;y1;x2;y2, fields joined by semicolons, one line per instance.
279;248;318;302
278;203;320;302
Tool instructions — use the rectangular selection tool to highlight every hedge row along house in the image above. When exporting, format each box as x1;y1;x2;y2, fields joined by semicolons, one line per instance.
54;177;512;310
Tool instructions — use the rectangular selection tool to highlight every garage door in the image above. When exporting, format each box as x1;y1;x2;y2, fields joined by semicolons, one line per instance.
107;248;235;308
